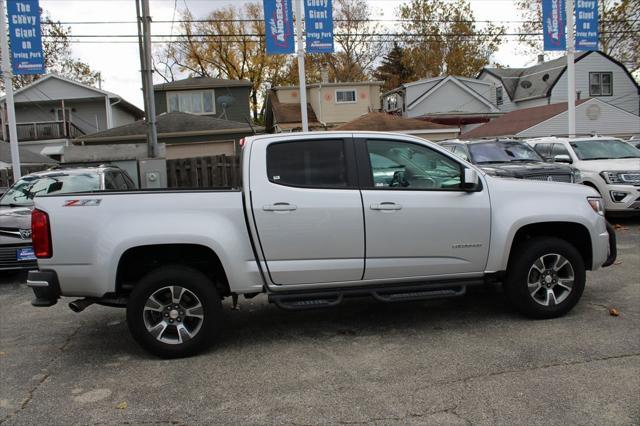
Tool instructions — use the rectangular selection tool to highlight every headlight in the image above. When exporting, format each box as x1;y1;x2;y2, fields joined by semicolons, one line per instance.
572;169;582;183
587;197;605;216
600;171;640;185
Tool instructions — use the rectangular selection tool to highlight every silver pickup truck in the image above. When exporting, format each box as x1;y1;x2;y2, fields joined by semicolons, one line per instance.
27;132;616;358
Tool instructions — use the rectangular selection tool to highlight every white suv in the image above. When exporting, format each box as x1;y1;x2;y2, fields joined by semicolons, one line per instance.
527;136;640;213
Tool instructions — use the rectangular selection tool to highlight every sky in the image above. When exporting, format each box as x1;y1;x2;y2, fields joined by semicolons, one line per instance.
39;0;539;108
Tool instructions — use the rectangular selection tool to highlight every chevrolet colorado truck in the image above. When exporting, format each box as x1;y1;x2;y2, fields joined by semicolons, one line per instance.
26;132;617;358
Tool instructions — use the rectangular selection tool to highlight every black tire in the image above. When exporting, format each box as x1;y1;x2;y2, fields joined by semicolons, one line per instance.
126;265;223;358
504;237;585;319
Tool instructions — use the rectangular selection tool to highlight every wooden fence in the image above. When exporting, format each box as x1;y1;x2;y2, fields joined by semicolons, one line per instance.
167;155;241;188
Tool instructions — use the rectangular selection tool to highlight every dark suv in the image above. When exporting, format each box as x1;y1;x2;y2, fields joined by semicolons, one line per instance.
440;139;581;183
0;165;136;271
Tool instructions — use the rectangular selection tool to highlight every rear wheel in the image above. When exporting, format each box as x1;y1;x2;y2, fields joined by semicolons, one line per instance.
504;237;585;319
126;265;222;358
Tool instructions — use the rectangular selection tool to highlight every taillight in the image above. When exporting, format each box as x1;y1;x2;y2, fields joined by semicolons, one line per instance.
31;209;52;258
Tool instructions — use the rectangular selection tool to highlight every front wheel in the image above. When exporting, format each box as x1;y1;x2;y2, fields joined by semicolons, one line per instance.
504;237;586;319
126;265;223;358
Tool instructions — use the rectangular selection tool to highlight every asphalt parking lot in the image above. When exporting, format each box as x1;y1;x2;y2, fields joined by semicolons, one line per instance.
1;219;638;425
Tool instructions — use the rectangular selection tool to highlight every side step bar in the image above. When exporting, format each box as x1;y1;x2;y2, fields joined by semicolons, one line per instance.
268;280;481;311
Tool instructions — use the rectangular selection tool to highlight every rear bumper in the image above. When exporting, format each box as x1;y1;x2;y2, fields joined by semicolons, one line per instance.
601;222;617;268
26;270;61;307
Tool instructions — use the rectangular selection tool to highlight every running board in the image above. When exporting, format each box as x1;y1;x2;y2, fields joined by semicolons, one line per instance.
268;280;479;311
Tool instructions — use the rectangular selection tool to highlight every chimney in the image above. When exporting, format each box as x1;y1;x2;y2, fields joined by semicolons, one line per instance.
320;63;329;84
537;54;544;64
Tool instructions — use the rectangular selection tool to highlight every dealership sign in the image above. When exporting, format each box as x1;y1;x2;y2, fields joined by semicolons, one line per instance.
304;0;334;53
542;0;566;51
575;0;599;51
7;0;44;74
264;0;295;55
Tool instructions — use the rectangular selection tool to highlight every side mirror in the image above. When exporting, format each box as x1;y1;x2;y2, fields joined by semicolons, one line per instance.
462;168;479;191
553;154;572;164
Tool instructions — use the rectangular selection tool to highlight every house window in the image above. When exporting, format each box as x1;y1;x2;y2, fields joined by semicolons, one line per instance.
589;72;612;96
335;89;357;103
496;87;503;106
167;90;215;114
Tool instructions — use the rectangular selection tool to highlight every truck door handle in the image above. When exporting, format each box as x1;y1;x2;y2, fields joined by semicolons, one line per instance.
370;202;402;211
263;202;297;212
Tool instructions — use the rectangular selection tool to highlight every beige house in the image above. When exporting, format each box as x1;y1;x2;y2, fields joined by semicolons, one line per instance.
335;112;460;141
265;81;383;132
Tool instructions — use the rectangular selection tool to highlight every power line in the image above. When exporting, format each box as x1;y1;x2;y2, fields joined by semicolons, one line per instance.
43;19;635;25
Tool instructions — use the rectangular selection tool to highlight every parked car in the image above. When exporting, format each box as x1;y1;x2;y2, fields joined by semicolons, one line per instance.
0;166;136;271
26;132;615;358
440;139;581;183
626;137;640;150
527;136;640;214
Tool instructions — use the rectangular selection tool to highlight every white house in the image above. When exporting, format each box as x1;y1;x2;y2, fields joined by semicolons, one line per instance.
0;74;144;159
381;75;502;133
461;98;640;139
478;51;640;116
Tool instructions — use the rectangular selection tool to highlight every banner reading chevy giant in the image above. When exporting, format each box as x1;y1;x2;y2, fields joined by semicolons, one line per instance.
7;0;44;74
264;0;295;55
542;0;566;51
305;0;334;54
575;0;598;51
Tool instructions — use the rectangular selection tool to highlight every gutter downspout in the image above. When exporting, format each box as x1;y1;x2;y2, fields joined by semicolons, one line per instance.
109;96;122;128
104;95;113;129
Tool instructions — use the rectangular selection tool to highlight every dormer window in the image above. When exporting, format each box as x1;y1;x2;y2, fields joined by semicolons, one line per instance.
167;90;215;114
589;72;612;96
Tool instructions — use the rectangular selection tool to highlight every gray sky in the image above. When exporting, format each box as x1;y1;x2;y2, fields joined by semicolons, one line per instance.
40;0;535;108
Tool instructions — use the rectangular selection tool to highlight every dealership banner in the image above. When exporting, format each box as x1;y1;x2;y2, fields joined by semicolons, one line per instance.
264;0;295;55
304;0;334;53
542;0;566;51
7;0;44;74
575;0;598;51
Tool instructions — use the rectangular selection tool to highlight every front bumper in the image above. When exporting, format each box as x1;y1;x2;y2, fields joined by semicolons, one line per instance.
0;244;38;271
601;222;617;268
27;270;61;307
602;184;640;212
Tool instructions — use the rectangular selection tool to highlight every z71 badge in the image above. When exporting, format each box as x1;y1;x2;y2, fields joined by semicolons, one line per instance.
63;199;102;207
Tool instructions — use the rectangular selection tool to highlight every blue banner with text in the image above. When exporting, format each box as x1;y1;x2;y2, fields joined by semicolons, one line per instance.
575;0;599;51
542;0;566;51
264;0;295;55
305;0;334;54
7;0;44;74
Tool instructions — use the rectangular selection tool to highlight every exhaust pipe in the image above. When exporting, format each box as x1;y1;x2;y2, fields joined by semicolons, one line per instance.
69;298;94;313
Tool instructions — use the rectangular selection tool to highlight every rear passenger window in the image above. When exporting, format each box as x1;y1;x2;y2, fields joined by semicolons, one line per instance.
267;139;348;188
551;143;570;157
534;143;552;160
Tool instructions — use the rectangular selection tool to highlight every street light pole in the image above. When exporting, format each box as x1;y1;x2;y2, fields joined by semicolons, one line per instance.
566;0;576;137
137;0;159;157
0;0;22;181
293;0;309;132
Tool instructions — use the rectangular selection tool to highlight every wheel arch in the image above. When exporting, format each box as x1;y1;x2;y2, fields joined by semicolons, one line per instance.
507;222;593;270
115;244;231;298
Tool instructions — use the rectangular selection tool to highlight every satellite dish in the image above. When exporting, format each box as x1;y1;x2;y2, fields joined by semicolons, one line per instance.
218;95;235;108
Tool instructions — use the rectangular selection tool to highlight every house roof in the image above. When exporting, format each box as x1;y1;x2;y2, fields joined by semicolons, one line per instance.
480;51;640;102
334;112;457;132
460;99;591;138
0;74;144;118
480;53;590;101
76;112;256;142
153;77;252;92
273;81;384;90
406;75;500;112
0;142;58;165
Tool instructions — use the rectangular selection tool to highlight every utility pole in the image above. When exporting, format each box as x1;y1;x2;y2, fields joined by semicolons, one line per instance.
566;0;576;137
0;0;21;181
293;0;309;132
137;0;159;157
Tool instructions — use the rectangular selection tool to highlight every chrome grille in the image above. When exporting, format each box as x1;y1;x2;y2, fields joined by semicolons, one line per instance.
0;245;37;270
525;174;572;183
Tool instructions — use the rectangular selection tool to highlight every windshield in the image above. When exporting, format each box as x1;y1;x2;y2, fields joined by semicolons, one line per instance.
570;139;640;160
468;141;543;163
0;173;101;207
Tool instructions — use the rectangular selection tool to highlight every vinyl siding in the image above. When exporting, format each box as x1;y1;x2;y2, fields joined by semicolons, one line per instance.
13;78;103;102
478;73;517;112
518;99;640;138
406;80;494;117
112;105;138;128
549;52;639;115
13;100;108;134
